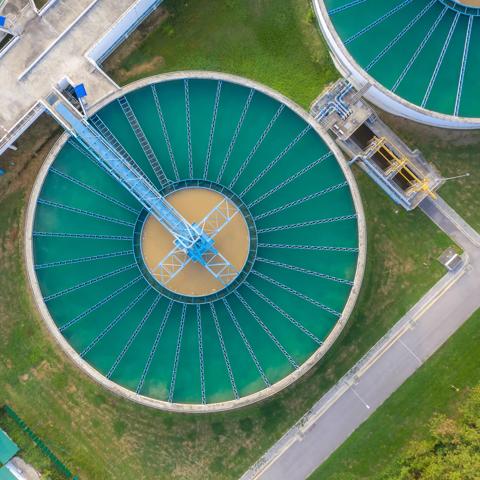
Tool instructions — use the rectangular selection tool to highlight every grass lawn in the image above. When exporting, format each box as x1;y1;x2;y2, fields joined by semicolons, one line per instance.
104;0;337;108
0;409;67;480
33;0;50;9
0;1;463;479
310;306;480;480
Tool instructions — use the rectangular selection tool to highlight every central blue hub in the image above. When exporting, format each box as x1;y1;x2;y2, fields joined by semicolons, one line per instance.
177;225;216;265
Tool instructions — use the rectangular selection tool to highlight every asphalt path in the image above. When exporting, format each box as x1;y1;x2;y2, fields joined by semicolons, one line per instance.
241;196;480;480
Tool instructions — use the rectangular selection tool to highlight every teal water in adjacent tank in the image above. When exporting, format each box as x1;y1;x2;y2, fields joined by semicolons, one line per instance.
325;0;480;118
32;77;360;406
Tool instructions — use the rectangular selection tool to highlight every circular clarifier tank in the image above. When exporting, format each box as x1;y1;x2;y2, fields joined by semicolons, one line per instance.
317;0;480;127
26;72;365;412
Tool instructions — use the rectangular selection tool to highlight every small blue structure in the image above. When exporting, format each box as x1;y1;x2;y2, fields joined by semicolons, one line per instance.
0;428;19;465
0;17;6;29
74;84;87;99
0;169;5;177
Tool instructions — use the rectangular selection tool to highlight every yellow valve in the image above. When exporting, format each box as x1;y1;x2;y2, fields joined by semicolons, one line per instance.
369;136;436;198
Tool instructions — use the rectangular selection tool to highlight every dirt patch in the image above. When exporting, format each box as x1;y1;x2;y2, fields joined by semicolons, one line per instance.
0;115;61;200
118;56;165;82
31;360;55;380
102;6;170;84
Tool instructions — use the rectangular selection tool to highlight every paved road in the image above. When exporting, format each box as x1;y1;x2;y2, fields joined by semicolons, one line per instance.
241;196;480;480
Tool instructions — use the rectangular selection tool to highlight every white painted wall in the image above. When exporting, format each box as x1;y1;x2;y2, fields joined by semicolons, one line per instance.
86;0;162;64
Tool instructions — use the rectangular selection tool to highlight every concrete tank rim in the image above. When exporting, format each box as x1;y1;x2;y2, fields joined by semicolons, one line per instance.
25;71;367;413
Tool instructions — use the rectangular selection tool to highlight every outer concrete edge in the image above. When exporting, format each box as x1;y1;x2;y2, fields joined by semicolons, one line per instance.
313;0;480;129
26;71;367;413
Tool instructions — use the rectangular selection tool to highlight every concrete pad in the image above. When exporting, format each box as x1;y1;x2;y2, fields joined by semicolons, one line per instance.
0;0;137;132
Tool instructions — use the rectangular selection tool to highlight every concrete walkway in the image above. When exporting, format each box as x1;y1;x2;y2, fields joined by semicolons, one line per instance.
241;196;480;480
0;0;134;134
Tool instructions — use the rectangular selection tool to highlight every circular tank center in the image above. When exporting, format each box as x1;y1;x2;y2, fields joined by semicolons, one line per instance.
141;187;250;297
454;0;480;6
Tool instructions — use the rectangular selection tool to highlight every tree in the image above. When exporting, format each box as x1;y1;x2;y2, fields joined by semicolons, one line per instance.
381;386;480;480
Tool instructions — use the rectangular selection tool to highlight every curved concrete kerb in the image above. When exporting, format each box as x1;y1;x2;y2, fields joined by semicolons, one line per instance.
25;71;367;413
313;0;480;129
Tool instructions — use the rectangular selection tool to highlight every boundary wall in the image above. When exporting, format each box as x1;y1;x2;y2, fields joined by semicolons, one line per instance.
86;0;162;64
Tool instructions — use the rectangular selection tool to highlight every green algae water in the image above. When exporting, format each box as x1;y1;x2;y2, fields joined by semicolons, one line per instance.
325;0;480;118
32;76;361;407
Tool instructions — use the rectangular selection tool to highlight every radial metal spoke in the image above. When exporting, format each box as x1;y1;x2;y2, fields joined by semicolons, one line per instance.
392;6;448;92
35;250;133;270
168;304;186;403
365;0;436;72
217;89;255;183
86;115;173;214
345;0;414;45
118;96;168;187
33;231;131;241
136;301;174;394
210;302;239;399
70;137;145;197
60;275;142;332
44;263;137;302
229;103;285;189
251;269;341;318
234;290;298;369
197;305;206;404
49;167;140;214
258;243;359;252
107;293;161;379
248;152;332;209
454;14;473;116
244;281;321;345
151;84;180;181
254;181;348;221
80;286;150;358
69;138;100;164
257;214;357;234
240;125;311;198
184;79;194;178
223;298;270;387
329;0;367;15
204;80;222;180
256;257;353;285
37;198;135;227
422;12;460;108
